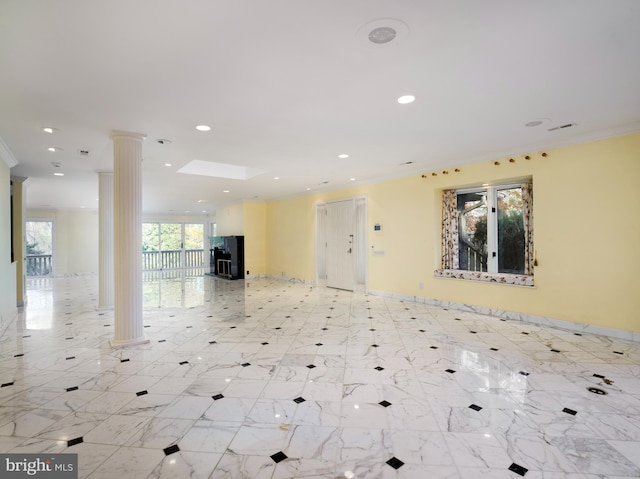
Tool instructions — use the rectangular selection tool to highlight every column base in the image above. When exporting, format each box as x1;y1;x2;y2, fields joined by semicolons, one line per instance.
110;337;150;349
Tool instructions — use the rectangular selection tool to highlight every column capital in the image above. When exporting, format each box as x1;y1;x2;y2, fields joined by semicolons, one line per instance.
110;130;146;141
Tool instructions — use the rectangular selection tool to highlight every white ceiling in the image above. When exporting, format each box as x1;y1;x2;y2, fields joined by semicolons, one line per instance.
2;0;639;215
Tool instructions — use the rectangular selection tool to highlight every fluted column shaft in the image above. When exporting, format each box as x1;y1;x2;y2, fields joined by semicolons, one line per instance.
98;171;114;310
111;131;149;348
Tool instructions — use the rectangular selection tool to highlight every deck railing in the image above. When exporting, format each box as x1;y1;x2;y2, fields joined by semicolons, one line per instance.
26;254;53;276
142;249;205;271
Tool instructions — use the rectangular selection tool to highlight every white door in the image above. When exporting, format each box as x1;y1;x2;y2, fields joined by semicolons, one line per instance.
325;200;356;290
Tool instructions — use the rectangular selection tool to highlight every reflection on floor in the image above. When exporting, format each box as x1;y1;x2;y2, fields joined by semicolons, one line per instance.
1;272;640;478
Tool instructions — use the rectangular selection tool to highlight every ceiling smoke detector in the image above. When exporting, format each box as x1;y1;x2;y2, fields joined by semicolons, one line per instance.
368;26;397;44
357;18;409;49
79;149;89;156
155;139;172;145
51;162;62;168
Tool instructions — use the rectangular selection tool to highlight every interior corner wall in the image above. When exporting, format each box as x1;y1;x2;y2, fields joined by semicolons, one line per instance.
243;202;267;276
264;132;640;334
28;209;99;275
0;160;17;330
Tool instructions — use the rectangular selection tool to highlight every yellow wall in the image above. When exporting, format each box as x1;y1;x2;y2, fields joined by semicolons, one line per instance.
215;203;244;236
243;202;267;276
11;178;26;305
264;132;640;333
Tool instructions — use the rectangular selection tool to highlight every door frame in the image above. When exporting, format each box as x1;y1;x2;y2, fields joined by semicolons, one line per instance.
315;196;368;292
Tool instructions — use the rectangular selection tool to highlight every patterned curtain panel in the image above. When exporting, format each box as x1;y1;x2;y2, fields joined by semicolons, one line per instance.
522;182;534;275
441;189;459;269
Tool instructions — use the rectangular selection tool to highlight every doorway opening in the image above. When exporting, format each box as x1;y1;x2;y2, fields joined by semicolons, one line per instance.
26;220;54;276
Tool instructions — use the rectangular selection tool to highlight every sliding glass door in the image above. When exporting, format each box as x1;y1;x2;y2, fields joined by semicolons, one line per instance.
142;222;205;271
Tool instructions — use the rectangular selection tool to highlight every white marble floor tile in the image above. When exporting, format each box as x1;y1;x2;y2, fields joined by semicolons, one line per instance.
1;274;638;479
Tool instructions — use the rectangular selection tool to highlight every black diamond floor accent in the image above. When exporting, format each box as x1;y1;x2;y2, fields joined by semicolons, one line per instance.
379;400;392;408
519;371;530;376
574;332;582;336
262;342;269;345
315;343;323;346
613;351;624;355
469;404;483;411
66;386;78;392
521;332;529;335
430;346;438;349
1;382;14;387
470;331;477;334
445;369;456;374
371;344;379;348
144;325;151;328
369;328;376;331
386;457;405;469
209;341;217;344
374;366;385;371
490;347;499;351
275;327;282;330
14;353;24;357
179;361;189;365
66;356;75;360
562;407;577;415
293;397;306;404
186;326;192;329
67;437;83;447
593;373;605;379
306;364;316;369
508;463;528;476
550;349;561;353
120;358;130;363
136;390;148;396
212;394;224;400
241;362;251;367
163;444;180;456
230;326;236;329
321;328;328;331
159;340;166;343
270;451;288;463
419;329;426;332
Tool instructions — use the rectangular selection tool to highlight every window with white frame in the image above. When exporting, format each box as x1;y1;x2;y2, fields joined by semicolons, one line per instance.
439;182;534;284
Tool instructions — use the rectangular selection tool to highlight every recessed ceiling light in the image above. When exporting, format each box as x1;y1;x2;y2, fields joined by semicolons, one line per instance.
197;199;207;203
53;172;64;176
397;95;415;104
223;190;230;193
350;178;356;181
47;147;61;152
164;163;172;167
274;176;279;180
201;210;207;213
338;154;349;159
43;127;54;134
195;125;211;132
306;187;311;191
185;210;190;213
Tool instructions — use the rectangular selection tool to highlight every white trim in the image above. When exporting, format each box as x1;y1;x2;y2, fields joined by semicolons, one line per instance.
0;135;18;168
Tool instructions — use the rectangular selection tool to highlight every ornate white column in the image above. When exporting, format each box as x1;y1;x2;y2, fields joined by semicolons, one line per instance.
97;171;114;310
110;131;149;348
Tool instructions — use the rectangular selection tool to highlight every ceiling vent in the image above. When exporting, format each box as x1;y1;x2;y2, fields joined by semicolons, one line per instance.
79;149;89;156
548;123;576;132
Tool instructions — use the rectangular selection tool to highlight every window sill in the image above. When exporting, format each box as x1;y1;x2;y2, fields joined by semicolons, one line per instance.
434;269;534;287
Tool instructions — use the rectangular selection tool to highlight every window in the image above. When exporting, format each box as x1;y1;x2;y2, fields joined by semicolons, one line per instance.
439;182;533;285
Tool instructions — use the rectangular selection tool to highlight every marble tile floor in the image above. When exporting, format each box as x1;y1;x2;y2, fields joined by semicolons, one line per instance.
1;272;640;478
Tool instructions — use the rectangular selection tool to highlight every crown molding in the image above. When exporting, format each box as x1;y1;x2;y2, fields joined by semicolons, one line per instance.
0;135;18;168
